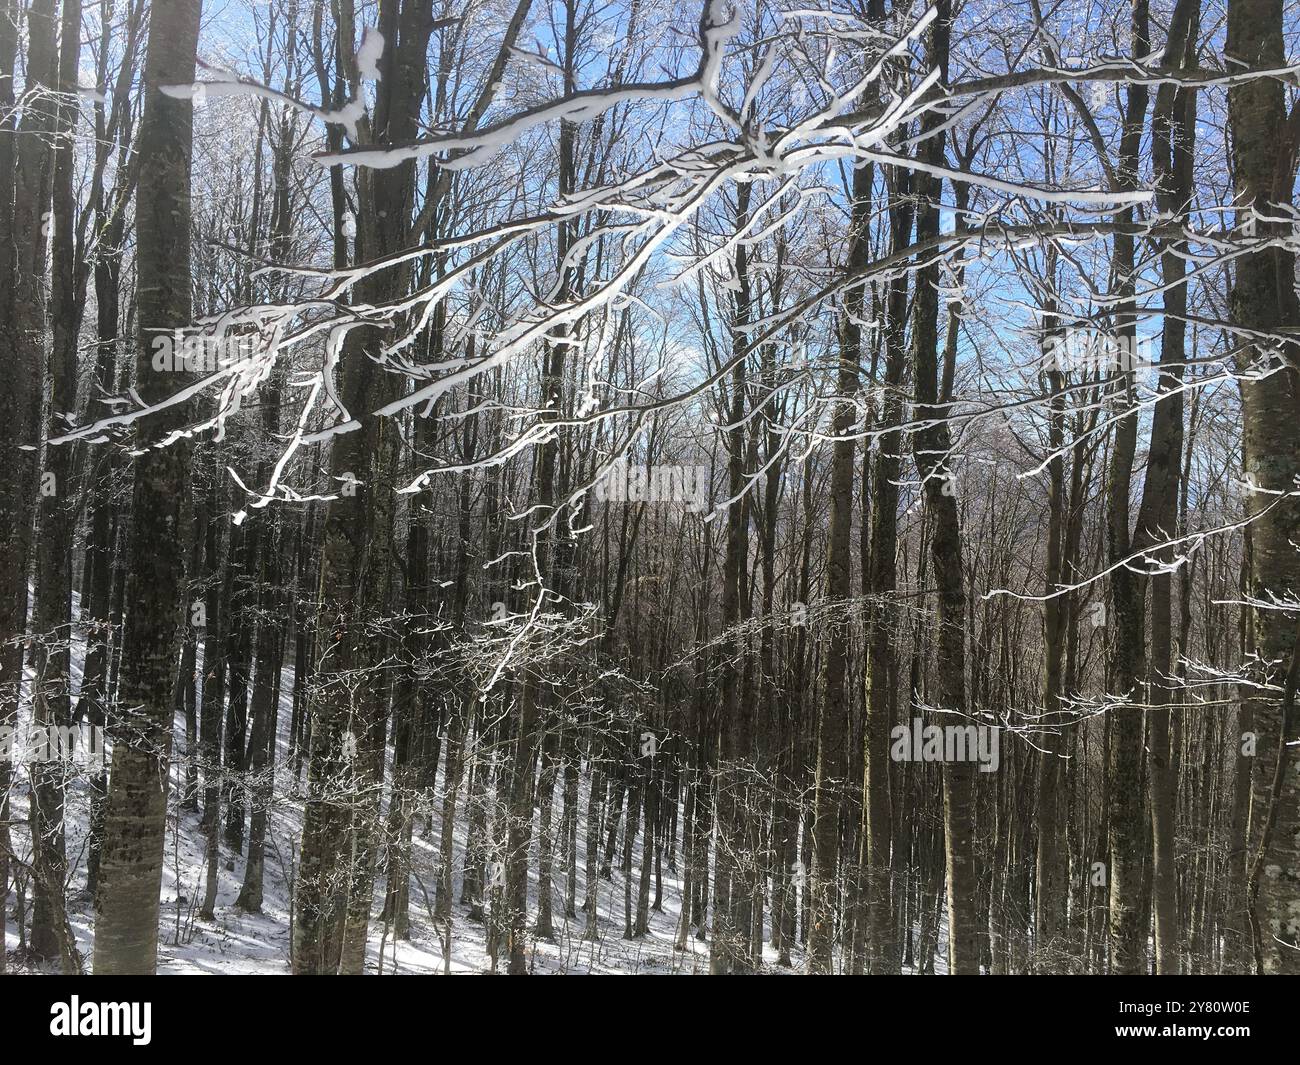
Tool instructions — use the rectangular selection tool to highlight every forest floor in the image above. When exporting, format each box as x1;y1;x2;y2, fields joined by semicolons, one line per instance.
4;595;813;974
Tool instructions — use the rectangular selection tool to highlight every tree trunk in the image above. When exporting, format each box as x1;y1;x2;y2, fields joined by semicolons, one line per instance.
92;0;203;975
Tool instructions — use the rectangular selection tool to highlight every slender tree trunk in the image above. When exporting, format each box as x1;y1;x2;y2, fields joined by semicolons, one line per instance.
1104;0;1152;975
1227;0;1300;975
808;156;871;973
92;0;203;975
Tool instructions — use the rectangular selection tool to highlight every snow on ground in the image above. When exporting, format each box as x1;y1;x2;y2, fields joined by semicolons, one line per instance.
4;594;812;974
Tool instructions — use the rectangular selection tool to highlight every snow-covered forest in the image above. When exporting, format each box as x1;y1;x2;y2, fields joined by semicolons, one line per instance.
1;0;1299;978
